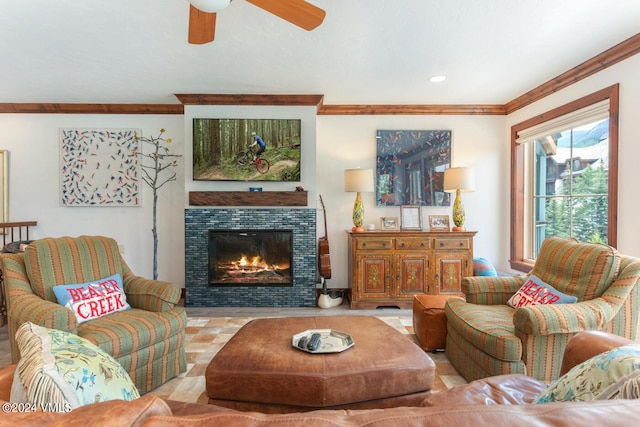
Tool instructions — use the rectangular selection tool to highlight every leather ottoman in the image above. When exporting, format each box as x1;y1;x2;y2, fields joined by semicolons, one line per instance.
413;294;465;351
205;316;435;413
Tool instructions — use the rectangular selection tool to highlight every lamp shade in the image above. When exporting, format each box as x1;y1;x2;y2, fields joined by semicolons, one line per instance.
189;0;231;13
344;168;374;193
444;167;475;193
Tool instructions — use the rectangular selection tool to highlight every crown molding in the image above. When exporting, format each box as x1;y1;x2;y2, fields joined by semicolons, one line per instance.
505;32;640;114
0;103;184;114
317;104;506;115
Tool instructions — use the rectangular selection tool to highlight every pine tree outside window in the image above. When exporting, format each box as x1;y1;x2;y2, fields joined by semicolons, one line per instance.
529;118;609;258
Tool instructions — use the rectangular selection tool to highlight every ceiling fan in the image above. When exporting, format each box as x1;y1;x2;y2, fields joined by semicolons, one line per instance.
188;0;326;44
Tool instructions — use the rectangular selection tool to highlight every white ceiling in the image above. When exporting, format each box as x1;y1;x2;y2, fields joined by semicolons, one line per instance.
1;0;639;105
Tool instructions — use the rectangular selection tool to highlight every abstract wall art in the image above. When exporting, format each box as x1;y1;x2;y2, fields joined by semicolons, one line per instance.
60;128;141;206
376;129;452;206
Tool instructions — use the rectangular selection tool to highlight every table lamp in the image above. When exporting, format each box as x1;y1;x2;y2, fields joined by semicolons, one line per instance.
444;167;475;231
344;168;374;232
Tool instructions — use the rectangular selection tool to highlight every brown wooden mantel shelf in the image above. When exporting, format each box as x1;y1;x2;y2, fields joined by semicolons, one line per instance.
189;191;308;207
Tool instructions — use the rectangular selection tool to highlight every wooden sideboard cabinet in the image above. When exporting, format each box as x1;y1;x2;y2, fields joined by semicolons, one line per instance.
347;230;477;309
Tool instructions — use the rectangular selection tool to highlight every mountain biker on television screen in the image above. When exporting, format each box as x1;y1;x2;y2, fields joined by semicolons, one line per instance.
249;132;266;163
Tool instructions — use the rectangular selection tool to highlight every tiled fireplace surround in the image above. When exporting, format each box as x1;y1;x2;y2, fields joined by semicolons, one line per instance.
184;208;317;307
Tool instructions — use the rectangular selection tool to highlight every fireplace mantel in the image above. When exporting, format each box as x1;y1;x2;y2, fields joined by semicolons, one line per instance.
189;191;307;207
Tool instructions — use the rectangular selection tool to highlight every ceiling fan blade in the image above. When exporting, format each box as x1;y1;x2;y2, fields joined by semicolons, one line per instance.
245;0;326;31
188;4;217;44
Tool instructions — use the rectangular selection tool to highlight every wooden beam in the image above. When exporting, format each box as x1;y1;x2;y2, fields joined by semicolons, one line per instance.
317;104;506;115
189;191;308;207
0;104;184;114
175;94;324;107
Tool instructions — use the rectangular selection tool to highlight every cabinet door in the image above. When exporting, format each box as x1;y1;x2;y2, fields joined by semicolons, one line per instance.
395;253;429;298
433;251;471;294
355;254;392;299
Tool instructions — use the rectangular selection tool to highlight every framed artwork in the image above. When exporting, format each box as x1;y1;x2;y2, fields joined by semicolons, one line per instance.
60;129;140;206
429;215;450;231
192;118;301;181
376;129;452;206
400;205;422;230
380;217;399;230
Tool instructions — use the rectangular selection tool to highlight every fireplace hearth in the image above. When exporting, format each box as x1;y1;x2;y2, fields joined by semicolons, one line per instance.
209;230;293;286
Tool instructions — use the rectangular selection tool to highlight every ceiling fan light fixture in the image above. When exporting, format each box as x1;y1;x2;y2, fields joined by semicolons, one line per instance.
189;0;231;13
429;75;447;83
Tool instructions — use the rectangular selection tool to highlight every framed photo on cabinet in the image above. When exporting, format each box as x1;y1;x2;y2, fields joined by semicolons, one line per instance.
380;217;399;230
400;205;422;230
428;215;450;231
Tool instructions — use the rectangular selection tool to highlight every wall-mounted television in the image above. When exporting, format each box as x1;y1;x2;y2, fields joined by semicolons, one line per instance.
193;118;301;181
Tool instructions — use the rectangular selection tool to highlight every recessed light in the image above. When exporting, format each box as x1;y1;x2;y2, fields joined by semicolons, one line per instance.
429;75;447;83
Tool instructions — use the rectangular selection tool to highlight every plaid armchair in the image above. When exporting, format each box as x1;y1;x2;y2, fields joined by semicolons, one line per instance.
445;236;640;383
0;235;187;394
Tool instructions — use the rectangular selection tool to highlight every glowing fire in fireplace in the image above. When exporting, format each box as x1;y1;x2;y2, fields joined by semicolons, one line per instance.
208;229;294;286
232;255;285;273
218;254;289;282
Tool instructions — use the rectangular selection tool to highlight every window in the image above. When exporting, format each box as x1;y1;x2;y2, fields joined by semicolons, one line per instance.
510;85;619;272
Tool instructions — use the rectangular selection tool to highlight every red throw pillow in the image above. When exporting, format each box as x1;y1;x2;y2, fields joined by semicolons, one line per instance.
507;274;577;308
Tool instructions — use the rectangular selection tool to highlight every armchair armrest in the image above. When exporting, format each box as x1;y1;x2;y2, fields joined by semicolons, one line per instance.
123;274;181;312
513;297;616;336
560;331;633;375
9;293;77;331
2;253;77;331
462;275;524;305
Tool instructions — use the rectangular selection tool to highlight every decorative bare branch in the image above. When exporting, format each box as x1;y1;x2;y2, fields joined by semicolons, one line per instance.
134;129;182;279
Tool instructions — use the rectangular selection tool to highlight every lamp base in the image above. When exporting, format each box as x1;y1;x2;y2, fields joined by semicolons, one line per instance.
351;191;366;233
451;189;467;233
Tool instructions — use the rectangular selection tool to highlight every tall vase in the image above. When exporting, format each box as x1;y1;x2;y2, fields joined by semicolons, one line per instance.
452;189;466;231
352;191;365;232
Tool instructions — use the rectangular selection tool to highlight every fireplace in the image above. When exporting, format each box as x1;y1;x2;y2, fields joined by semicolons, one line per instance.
208;229;293;286
184;208;316;307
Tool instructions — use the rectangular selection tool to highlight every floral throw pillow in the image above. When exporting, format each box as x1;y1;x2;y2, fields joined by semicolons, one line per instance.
53;273;131;324
507;274;577;308
534;344;640;403
10;322;139;411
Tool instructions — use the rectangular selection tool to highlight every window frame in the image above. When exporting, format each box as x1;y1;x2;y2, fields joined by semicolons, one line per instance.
509;84;619;272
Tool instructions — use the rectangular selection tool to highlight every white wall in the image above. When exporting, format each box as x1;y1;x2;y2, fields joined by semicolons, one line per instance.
1;106;319;290
1;114;186;285
317;115;507;287
505;53;640;258
2;52;637;292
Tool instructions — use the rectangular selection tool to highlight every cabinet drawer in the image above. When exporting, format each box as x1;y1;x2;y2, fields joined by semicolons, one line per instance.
395;238;429;250
434;238;469;249
356;238;393;250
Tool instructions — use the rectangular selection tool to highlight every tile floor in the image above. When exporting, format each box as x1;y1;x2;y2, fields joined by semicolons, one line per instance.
0;301;468;404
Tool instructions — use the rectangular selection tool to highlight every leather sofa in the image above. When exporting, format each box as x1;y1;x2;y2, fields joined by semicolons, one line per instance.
2;331;640;426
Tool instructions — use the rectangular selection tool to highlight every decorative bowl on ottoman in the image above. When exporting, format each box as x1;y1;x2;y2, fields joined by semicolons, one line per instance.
292;329;354;353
